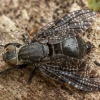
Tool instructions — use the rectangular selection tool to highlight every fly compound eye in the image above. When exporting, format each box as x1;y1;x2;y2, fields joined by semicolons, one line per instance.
5;45;16;51
2;44;18;65
2;51;17;65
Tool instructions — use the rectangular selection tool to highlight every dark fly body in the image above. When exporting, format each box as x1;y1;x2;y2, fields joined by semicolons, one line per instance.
0;9;100;91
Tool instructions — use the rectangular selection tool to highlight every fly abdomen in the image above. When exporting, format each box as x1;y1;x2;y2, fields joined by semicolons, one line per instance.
62;35;86;59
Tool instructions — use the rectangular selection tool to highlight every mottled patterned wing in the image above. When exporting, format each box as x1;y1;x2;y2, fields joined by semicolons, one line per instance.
33;9;96;44
38;56;100;91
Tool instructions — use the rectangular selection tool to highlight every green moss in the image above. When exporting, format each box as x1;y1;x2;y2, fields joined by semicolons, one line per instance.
88;0;100;11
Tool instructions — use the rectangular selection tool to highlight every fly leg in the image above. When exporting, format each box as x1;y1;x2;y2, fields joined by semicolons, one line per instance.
94;61;100;67
0;64;27;75
0;67;15;74
22;34;30;44
22;28;38;43
28;67;37;83
60;84;73;95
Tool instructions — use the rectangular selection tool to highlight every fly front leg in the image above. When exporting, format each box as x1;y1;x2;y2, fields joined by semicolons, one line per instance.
0;64;27;75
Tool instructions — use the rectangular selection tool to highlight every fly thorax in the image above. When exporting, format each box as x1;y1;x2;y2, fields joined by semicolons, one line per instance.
18;42;49;63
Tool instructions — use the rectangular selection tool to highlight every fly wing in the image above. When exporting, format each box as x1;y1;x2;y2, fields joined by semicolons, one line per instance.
38;56;100;91
32;9;96;44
